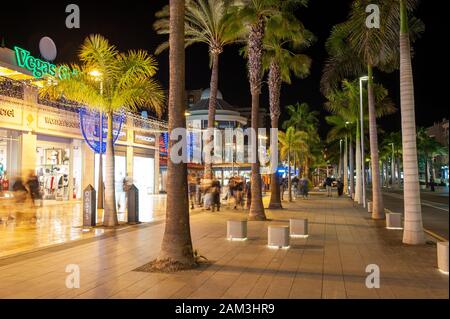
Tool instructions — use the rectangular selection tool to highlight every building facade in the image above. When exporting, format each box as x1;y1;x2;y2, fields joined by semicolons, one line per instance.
0;46;166;211
426;118;449;185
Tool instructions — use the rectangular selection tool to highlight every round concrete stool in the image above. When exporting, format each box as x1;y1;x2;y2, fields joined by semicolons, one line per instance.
268;225;290;248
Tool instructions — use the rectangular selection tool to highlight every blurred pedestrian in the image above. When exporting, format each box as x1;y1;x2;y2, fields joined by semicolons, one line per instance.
325;176;332;197
26;171;42;207
246;180;251;209
211;178;221;212
188;174;197;209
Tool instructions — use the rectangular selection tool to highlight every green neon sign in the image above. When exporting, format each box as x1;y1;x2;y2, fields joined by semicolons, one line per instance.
14;46;77;79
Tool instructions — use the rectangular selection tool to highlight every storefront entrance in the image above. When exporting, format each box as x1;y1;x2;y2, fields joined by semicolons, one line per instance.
36;135;82;201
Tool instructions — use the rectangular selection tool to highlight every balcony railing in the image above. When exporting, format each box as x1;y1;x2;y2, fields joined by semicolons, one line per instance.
0;76;24;99
0;75;168;132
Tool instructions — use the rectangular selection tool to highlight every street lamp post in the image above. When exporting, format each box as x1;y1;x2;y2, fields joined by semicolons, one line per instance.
359;76;369;207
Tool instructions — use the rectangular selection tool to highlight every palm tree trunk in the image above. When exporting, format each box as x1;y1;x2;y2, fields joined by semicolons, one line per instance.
204;52;220;180
247;17;266;221
293;152;297;178
305;159;309;180
391;154;395;188
355;123;362;203
97;113;104;209
367;64;384;219
344;136;348;194
288;151;292;202
396;155;401;188
158;0;196;266
349;135;354;198
400;0;425;245
400;0;424;244
268;61;282;209
103;111;118;227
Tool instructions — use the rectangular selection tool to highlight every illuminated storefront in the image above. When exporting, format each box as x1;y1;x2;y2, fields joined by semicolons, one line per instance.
0;45;165;204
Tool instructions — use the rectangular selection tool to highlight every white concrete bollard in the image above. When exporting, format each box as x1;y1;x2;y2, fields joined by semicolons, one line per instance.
268;225;290;248
386;212;403;229
368;201;373;213
227;220;247;241
289;219;308;238
437;242;449;274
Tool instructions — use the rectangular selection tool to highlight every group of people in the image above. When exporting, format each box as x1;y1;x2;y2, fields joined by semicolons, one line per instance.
323;176;344;197
188;175;222;212
0;171;41;223
187;174;253;212
280;176;310;200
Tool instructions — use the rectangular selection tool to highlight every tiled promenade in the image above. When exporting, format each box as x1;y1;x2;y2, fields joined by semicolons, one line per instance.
0;192;447;299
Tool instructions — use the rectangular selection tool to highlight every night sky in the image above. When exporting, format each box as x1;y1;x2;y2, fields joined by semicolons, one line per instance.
1;0;448;138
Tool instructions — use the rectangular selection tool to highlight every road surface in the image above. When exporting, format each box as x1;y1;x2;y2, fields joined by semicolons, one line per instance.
367;188;449;240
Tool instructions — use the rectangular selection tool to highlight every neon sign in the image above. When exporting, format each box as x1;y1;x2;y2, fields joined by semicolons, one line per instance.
14;46;77;79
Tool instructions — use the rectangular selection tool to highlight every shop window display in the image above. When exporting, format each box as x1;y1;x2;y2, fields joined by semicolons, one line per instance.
36;147;70;200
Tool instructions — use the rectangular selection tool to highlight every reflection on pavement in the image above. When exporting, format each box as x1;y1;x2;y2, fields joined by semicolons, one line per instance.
0;194;167;258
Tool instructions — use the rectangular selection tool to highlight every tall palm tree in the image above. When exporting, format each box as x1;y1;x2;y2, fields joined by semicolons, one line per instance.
278;127;308;202
325;115;354;193
325;80;396;201
157;0;196;269
321;0;422;219
233;0;307;220
398;0;425;244
282;102;320;180
262;16;313;209
41;34;165;227
154;0;243;179
417;128;448;188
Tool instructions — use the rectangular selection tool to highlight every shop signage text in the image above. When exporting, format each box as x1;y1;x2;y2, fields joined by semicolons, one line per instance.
0;103;22;125
134;131;155;146
14;46;77;79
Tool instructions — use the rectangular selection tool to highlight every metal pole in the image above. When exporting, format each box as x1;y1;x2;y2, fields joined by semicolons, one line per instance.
360;77;366;208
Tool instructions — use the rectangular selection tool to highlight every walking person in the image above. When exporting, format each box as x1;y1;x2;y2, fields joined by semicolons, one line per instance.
430;177;435;192
26;171;42;208
337;179;344;197
302;178;309;199
325;176;333;197
245;180;251;209
188;174;197;209
211;178;221;212
280;177;287;201
233;177;244;209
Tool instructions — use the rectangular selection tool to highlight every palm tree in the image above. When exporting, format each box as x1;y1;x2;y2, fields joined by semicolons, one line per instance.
398;0;425;244
233;0;307;220
325;80;396;201
282;102;320;180
321;1;422;220
325;115;354;193
154;0;243;179
41;34;165;227
278;127;308;202
262;16;313;209
157;0;196;269
417;128;448;188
